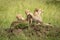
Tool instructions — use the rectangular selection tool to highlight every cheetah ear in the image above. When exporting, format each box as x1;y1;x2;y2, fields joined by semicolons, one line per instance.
39;9;44;13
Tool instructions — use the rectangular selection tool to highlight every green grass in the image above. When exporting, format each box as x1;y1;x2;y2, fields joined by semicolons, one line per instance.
0;0;60;40
0;0;60;28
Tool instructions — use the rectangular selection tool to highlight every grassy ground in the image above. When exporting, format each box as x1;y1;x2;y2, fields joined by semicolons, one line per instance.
0;0;60;40
0;21;60;40
0;0;60;28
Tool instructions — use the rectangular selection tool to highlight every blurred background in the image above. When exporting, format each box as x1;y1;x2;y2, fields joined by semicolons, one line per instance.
0;0;60;28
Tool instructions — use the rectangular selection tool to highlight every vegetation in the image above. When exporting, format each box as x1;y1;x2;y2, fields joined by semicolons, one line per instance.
0;0;60;40
0;21;60;40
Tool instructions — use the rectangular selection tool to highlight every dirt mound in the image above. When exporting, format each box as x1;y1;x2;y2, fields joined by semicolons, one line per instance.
5;21;60;40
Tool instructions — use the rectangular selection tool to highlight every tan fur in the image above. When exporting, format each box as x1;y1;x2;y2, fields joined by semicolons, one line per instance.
25;8;43;24
25;9;33;24
16;14;25;21
33;8;43;24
